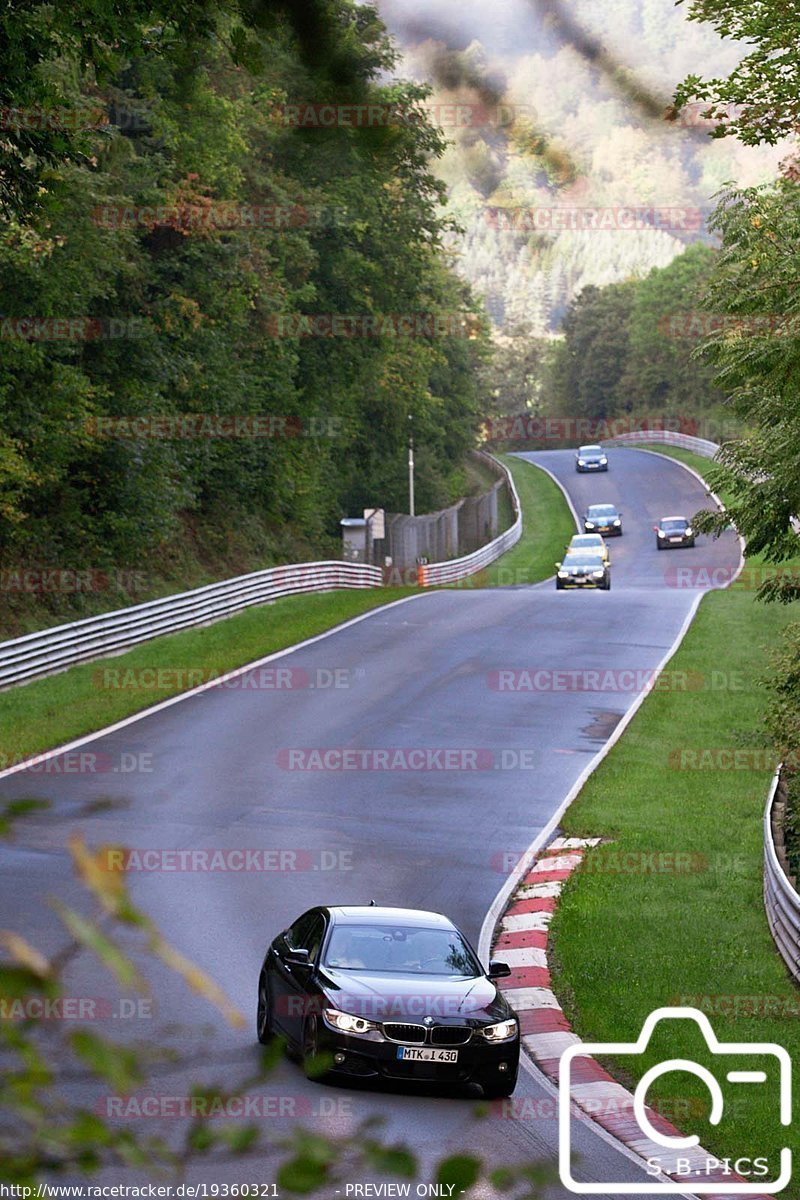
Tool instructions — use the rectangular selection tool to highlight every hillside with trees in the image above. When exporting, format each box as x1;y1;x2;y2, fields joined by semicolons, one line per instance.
378;0;785;335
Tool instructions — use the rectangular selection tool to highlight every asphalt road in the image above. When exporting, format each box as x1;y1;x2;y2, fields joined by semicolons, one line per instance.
0;448;742;1197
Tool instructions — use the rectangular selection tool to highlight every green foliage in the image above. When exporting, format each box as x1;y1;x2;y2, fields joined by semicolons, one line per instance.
546;244;727;422
0;1;490;608
682;180;800;590
675;0;800;145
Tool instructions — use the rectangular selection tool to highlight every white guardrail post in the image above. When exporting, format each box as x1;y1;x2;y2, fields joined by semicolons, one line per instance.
0;453;521;688
764;766;800;985
604;429;721;458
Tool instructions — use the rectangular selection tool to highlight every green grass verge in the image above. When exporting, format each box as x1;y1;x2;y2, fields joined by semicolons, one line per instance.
551;447;800;1190
479;454;576;587
0;587;413;766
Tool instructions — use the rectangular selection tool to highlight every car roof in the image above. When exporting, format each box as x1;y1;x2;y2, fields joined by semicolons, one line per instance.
660;514;688;521
570;533;602;539
579;444;603;451
587;503;617;511
328;905;455;928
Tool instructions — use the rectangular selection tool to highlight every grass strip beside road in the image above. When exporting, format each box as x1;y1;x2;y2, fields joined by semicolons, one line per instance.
550;447;800;1180
0;587;414;768
479;454;576;587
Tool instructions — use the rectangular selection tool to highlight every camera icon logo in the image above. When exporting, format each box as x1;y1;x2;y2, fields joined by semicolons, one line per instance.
559;1007;792;1194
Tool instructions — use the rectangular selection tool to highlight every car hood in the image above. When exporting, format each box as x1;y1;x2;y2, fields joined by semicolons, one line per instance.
318;968;509;1022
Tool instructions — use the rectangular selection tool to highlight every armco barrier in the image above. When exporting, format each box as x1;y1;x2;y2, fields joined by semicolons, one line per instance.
0;563;383;690
0;453;520;687
604;429;720;458
764;765;800;986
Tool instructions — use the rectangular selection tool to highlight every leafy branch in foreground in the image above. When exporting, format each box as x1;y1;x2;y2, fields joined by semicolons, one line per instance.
0;830;552;1195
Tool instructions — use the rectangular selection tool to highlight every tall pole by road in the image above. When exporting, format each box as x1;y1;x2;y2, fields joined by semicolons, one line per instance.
408;414;415;517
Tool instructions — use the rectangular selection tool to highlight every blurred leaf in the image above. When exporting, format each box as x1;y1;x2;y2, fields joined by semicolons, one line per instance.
0;930;52;978
436;1155;481;1194
148;934;245;1029
276;1157;328;1194
53;902;145;992
69;1029;142;1091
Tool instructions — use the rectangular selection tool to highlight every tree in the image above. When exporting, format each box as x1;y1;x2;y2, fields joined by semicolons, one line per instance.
674;0;800;146
684;179;800;598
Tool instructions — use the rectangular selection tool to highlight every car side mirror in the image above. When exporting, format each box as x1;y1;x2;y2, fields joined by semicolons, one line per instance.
488;960;511;980
285;946;310;966
555;562;562;569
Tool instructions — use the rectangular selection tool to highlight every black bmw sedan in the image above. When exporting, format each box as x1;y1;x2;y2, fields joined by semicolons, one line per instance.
257;905;520;1097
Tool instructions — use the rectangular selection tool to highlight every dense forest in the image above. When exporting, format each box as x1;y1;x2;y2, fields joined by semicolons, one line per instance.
0;1;490;629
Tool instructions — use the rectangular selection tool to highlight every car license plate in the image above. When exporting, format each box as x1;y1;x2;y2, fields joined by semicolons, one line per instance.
669;537;683;542
397;1047;458;1063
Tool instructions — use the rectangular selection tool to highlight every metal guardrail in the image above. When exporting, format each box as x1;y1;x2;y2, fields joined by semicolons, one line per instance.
0;454;521;687
0;563;383;690
764;765;800;985
420;452;522;586
604;429;720;458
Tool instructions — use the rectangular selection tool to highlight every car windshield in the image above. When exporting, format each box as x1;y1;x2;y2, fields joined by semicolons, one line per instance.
570;536;601;547
661;519;687;531
579;446;603;455
566;554;605;568
324;923;481;976
588;506;617;517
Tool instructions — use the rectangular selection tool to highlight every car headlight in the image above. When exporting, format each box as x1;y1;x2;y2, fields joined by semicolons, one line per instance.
585;521;595;528
557;570;569;578
656;529;664;537
481;1018;518;1042
592;569;605;578
612;519;621;526
684;527;692;536
323;1007;384;1040
577;459;585;465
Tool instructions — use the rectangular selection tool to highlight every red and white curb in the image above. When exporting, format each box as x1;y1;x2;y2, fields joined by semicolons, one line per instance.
491;836;774;1198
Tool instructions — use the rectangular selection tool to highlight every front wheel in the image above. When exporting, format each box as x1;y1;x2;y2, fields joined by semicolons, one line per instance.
480;1068;518;1099
256;974;273;1045
303;1015;331;1082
